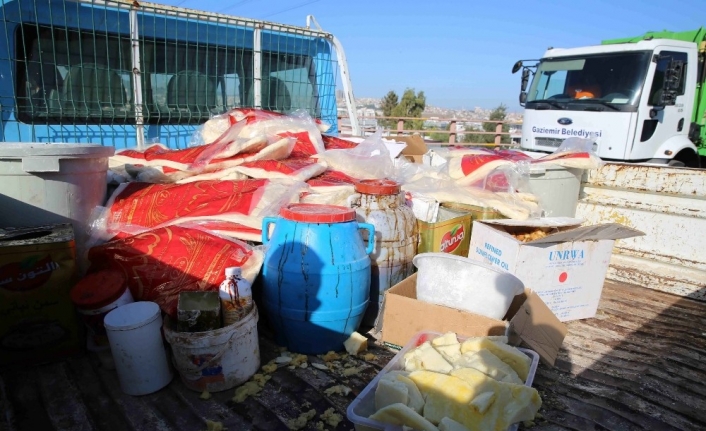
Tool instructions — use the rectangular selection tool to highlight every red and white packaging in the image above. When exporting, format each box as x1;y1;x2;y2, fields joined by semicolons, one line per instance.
87;224;264;317
234;158;327;183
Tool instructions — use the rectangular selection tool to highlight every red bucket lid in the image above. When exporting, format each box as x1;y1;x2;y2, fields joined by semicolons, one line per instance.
354;179;401;195
70;270;128;310
280;203;355;223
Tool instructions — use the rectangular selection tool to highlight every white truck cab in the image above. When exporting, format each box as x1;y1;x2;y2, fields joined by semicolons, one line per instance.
514;39;699;166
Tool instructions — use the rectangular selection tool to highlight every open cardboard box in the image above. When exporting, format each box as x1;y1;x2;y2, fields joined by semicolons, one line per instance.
468;218;644;322
392;135;428;164
374;273;568;366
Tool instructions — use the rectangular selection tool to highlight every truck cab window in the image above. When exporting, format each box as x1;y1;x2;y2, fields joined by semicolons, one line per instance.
527;51;651;108
648;51;687;106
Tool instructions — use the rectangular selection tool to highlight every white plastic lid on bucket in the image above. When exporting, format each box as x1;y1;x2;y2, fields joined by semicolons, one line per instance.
413;253;524;320
0;142;115;158
104;302;173;395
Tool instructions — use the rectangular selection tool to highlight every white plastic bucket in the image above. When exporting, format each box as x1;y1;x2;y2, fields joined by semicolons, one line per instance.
526;164;583;217
413;253;524;319
163;304;260;393
0;143;114;270
104;301;173;395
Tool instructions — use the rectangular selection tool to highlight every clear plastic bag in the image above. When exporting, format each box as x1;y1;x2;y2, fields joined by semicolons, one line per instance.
534;136;604;169
316;130;394;179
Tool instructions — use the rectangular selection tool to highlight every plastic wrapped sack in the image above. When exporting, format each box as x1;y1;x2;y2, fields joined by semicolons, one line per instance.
233;158;328;183
87;224;263;317
315;131;394;179
93;179;305;240
534;137;603;169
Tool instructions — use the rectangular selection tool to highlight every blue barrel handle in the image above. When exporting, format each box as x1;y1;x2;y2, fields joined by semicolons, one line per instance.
262;217;277;244
358;222;376;255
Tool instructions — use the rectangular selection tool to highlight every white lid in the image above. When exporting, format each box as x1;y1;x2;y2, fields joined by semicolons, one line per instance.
225;267;241;276
104;301;161;331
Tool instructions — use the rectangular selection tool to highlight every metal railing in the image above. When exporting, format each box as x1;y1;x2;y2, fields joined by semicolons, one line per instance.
338;115;523;147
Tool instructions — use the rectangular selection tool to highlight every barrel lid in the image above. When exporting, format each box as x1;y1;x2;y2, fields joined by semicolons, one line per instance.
280;203;355;223
70;270;127;309
354;179;401;195
0;143;115;158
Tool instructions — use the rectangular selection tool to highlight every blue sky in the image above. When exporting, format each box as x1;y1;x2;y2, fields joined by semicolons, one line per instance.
158;0;704;111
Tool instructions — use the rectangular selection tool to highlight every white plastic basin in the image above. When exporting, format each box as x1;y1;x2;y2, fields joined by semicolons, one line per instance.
412;252;524;319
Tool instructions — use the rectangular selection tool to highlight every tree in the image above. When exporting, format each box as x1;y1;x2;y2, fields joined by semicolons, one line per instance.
379;88;426;131
379;91;399;129
428;123;452;143
463;104;510;145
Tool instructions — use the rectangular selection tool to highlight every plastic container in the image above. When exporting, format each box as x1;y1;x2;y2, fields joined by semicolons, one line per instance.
346;331;540;431
348;180;418;327
412;253;524;320
164;304;260;393
219;266;253;326
261;203;375;354
70;270;134;347
104;301;173;396
525;164;582;217
0;143;114;267
176;291;221;333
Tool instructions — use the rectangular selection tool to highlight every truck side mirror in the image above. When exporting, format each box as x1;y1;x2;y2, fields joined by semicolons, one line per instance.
519;92;527;105
512;61;523;74
521;69;530;92
658;59;684;106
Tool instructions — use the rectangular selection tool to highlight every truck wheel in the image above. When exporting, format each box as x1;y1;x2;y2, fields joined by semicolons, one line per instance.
671;150;700;168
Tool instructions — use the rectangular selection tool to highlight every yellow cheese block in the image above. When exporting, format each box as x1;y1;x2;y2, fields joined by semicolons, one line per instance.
434;343;462;363
431;332;459;347
418;342;454;374
381;372;425;414
453;349;523;385
369;403;439;431
408;370;500;429
450;368;542;428
343;331;368;355
439;417;471;431
375;379;409;411
460;339;530;381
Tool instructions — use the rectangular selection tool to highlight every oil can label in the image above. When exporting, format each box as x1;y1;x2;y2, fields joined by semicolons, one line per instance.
439;224;465;253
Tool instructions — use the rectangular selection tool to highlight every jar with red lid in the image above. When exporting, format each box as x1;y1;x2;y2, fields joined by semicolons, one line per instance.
70;270;134;346
348;179;418;326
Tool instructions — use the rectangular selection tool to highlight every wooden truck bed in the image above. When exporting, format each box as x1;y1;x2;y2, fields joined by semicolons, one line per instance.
1;280;704;431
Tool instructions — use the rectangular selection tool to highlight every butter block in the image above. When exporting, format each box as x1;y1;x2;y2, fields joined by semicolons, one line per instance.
453;349;523;385
460;339;531;381
344;331;368;355
439;417;471;431
434;343;462;363
431;332;459;347
369;403;439;431
450;368;541;428
415;342;453;374
375;379;409;411
409;370;492;427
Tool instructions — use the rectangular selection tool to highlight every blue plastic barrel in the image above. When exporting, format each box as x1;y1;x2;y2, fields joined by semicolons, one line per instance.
261;203;375;354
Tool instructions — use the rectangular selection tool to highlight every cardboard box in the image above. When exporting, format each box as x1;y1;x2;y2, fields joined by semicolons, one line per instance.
468;218;644;322
417;206;472;256
0;224;81;367
393;135;428;164
376;273;567;365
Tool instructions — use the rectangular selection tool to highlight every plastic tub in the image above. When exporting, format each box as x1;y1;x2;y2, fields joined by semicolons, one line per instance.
525;164;582;217
164;304;260;393
70;270;134;347
346;331;539;431
413;253;524;319
104;301;173;395
0;143;114;269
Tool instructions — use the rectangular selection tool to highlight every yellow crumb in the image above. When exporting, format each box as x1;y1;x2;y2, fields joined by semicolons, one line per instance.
262;362;278;374
232;381;262;403
321;408;343;428
199;390;212;400
285;409;316;430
